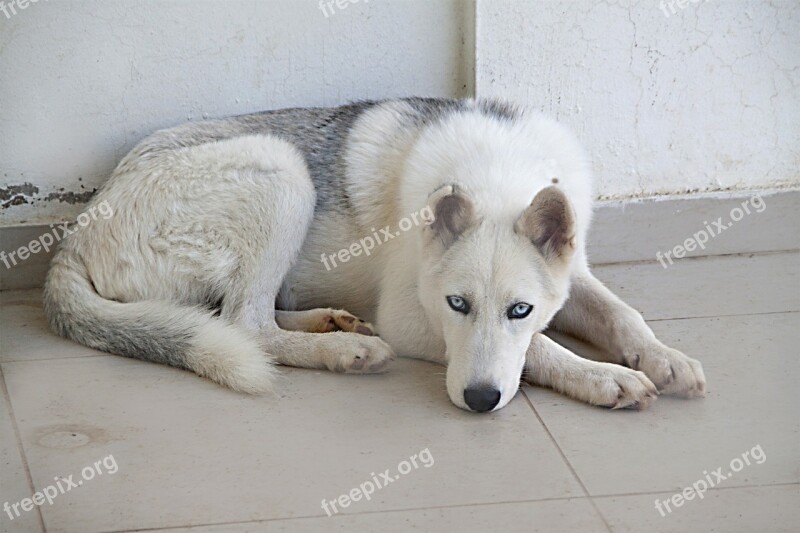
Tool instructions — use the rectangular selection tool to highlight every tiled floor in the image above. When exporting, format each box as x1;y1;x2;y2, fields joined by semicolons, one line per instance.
1;252;798;533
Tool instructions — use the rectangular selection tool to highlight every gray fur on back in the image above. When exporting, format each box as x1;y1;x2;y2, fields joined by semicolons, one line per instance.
119;97;523;212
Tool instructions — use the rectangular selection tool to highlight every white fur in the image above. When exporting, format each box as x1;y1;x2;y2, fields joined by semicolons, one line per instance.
45;100;705;412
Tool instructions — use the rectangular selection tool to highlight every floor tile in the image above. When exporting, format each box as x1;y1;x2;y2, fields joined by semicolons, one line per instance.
0;369;43;533
0;290;104;363
2;357;581;532
524;312;800;496
595;484;800;533
159;498;608;533
592;252;800;320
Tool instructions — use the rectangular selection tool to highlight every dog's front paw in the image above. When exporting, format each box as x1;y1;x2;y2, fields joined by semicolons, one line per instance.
588;364;659;410
329;336;396;374
626;344;706;398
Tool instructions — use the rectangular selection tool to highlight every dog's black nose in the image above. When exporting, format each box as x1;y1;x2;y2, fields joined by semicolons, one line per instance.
463;387;501;412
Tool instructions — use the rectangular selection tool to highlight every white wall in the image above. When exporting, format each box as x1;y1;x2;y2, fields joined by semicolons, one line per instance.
2;0;798;227
476;0;799;199
0;0;474;225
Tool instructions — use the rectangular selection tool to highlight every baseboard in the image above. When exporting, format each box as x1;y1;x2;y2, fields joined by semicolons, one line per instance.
0;224;58;291
587;188;799;265
1;189;798;291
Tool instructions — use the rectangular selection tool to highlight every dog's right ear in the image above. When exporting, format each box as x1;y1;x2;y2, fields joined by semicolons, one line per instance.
423;184;478;249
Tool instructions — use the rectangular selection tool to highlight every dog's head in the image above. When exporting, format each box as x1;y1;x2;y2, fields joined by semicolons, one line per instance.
418;184;576;412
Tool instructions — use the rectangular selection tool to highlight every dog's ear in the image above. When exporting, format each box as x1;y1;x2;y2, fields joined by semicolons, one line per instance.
423;184;478;248
515;186;576;264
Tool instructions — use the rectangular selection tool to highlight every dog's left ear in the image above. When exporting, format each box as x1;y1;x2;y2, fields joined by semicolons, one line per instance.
423;184;478;248
515;186;576;265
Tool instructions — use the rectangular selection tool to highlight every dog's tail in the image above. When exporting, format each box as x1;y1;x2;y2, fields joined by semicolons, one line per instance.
42;251;276;394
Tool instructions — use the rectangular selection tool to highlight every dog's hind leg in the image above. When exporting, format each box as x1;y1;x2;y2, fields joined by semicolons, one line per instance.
275;309;377;336
525;333;657;409
549;268;705;397
205;136;395;375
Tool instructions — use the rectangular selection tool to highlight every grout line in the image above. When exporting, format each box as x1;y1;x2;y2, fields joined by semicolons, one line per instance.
0;364;47;532
589;480;800;500
520;391;614;533
589;248;800;269
109;481;800;532
114;495;596;533
646;309;800;323
1;353;106;364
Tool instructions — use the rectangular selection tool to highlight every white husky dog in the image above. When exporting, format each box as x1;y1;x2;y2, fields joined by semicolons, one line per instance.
44;98;705;412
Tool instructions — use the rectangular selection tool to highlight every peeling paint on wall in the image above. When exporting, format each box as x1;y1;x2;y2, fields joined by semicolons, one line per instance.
44;189;97;204
1;181;97;213
1;183;40;209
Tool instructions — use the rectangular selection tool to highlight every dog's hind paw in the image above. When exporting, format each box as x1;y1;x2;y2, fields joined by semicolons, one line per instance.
319;309;377;336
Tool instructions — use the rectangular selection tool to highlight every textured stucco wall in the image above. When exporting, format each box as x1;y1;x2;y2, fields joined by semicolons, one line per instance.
0;0;474;225
2;0;798;226
476;0;799;199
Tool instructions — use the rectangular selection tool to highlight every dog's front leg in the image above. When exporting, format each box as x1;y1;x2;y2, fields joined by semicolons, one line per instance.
525;333;658;409
550;268;706;397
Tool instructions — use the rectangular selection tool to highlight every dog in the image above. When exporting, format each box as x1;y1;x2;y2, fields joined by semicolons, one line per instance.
43;98;706;412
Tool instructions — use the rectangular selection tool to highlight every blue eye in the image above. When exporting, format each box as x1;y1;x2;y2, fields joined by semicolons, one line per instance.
507;303;533;319
446;295;470;314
